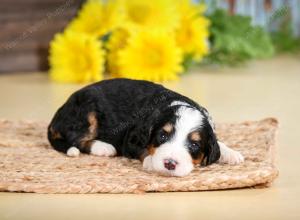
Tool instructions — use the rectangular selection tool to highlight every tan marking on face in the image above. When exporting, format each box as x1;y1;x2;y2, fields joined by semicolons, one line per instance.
192;153;204;166
49;126;62;139
80;112;98;150
139;150;149;162
147;144;156;156
190;131;201;142
162;123;173;133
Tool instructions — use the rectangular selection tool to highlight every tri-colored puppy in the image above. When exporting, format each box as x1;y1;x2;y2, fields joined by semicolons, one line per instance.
48;78;244;176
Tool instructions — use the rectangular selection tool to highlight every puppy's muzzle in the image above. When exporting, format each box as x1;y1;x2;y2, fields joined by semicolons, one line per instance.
164;158;178;170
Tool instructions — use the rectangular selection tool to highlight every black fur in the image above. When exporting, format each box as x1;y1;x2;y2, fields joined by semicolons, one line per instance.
48;78;220;165
201;119;221;165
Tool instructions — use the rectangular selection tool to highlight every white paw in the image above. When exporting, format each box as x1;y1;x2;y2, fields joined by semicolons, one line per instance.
219;148;244;165
90;141;116;157
67;147;80;157
142;155;153;171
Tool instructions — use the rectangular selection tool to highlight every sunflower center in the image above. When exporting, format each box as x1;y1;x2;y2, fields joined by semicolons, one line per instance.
179;22;194;44
71;50;92;74
128;4;150;25
184;27;193;41
145;46;163;67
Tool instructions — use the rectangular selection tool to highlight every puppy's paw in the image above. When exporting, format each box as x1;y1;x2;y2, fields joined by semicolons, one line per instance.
218;142;244;165
219;148;244;165
67;147;80;157
90;141;116;157
143;155;153;171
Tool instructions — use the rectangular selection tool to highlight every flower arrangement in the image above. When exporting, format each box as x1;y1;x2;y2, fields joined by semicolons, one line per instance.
49;0;210;83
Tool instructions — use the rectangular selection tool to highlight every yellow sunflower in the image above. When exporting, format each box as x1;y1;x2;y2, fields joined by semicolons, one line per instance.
117;31;183;82
49;31;105;83
67;0;123;38
176;1;210;61
176;17;210;61
176;0;206;20
106;28;130;76
122;0;180;32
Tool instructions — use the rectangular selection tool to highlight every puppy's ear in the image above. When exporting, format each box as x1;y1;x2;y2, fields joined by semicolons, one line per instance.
203;125;221;165
122;109;160;158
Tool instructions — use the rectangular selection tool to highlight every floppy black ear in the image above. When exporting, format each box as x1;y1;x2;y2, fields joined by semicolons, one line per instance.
122;109;160;158
204;126;221;165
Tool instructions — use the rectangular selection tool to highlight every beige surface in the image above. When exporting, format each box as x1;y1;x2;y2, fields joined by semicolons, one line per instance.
0;55;299;219
0;119;278;193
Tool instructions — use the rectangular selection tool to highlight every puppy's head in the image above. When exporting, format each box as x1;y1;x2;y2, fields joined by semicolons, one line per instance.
143;103;220;177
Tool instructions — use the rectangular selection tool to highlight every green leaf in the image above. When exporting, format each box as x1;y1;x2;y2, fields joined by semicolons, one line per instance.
205;9;274;66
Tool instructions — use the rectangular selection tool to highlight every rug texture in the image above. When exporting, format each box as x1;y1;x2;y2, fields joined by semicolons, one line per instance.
0;118;279;193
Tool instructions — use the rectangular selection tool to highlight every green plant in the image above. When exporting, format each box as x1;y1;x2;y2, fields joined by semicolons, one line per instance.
269;7;300;53
204;9;275;65
271;28;300;53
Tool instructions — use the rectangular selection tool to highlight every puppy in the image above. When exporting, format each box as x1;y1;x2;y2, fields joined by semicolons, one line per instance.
48;78;244;176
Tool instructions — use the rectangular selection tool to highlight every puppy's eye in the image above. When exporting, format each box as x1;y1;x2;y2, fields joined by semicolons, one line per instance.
158;132;168;143
191;142;199;148
190;142;200;151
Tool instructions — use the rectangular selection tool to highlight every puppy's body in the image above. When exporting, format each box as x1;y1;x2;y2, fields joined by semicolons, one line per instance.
48;78;243;176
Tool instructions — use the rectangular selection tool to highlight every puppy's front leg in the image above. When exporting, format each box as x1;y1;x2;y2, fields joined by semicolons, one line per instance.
142;155;154;171
218;141;244;165
90;140;117;157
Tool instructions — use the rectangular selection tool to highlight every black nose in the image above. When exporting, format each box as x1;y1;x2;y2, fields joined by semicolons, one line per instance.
164;158;178;170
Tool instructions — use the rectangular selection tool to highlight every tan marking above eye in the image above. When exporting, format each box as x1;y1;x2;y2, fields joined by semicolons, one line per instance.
162;123;173;133
190;131;201;142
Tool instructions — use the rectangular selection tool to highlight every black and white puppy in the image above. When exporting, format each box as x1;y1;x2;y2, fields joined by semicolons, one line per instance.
48;78;244;177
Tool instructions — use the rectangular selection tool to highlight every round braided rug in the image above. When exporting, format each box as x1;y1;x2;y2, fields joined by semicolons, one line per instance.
0;118;279;193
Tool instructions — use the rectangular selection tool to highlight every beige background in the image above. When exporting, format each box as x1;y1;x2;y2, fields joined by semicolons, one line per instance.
0;55;299;219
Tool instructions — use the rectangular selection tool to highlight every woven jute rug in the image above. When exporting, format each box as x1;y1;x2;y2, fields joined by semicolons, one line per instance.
0;118;279;194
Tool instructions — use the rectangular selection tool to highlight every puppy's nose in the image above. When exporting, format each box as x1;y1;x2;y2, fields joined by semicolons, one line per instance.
164;158;178;170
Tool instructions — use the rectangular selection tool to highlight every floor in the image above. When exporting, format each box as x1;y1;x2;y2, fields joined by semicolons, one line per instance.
0;55;299;219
